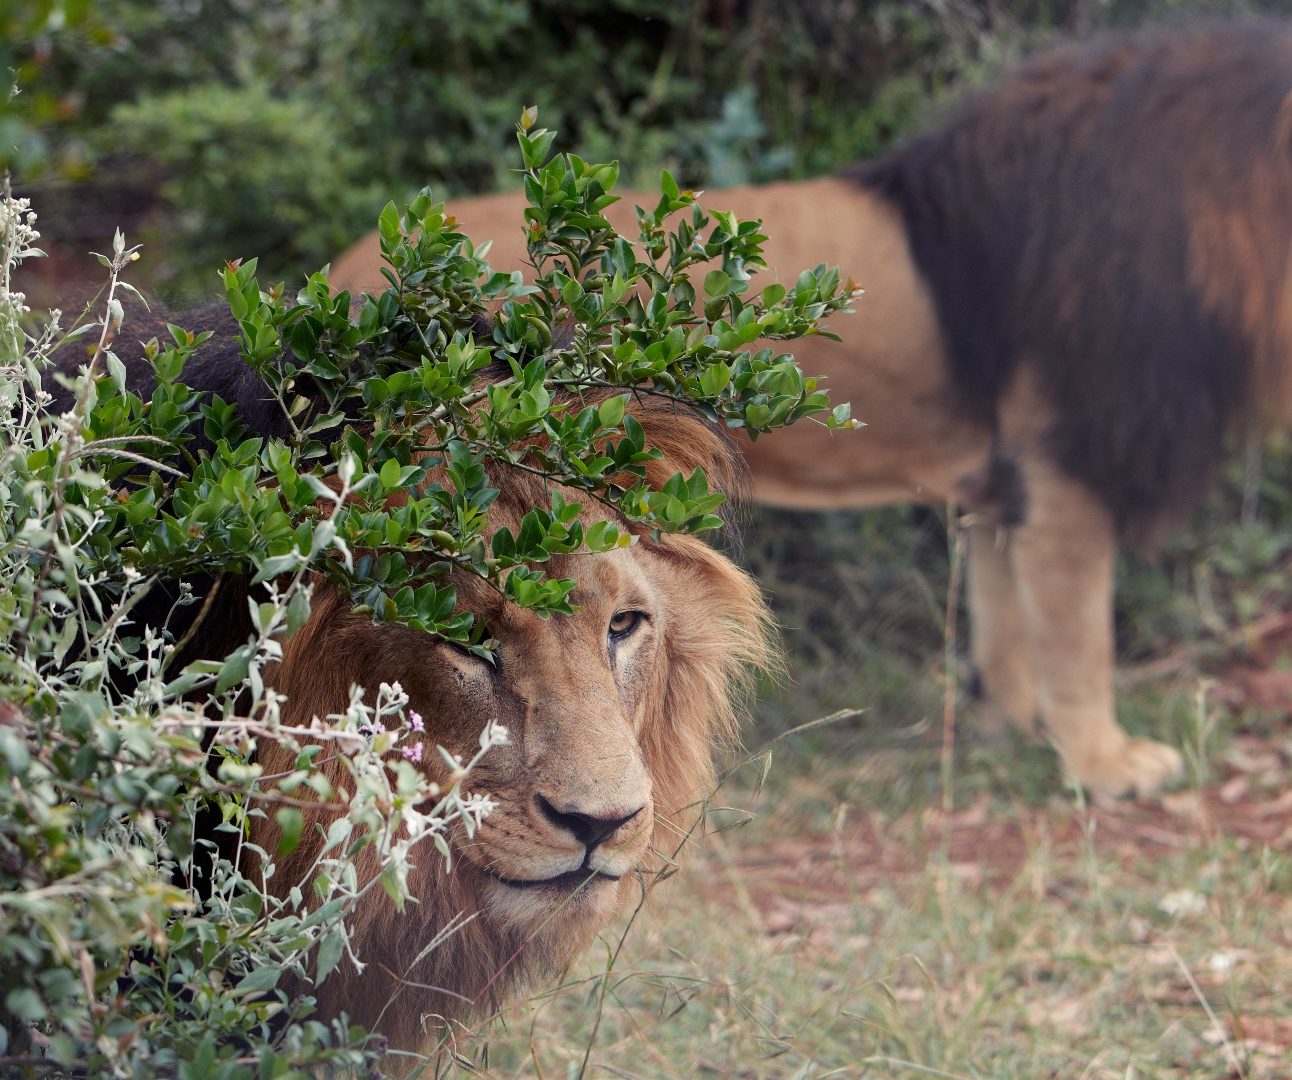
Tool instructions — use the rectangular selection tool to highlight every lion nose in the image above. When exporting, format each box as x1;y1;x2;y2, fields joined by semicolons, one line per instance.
535;794;644;851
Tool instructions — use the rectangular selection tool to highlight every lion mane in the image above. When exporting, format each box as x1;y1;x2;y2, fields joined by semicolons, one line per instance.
329;19;1292;802
851;19;1292;541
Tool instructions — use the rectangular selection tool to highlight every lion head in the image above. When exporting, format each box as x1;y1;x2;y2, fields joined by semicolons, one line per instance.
250;399;772;1056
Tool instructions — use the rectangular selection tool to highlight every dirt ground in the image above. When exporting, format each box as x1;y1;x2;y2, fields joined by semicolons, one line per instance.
693;747;1292;931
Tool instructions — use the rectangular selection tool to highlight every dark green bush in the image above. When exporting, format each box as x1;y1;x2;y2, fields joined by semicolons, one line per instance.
104;84;379;292
24;0;1292;293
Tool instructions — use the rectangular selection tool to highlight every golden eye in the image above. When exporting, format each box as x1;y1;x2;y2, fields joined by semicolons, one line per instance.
608;610;646;640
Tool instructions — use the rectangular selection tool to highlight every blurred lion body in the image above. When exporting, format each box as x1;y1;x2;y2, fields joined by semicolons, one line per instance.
330;21;1292;801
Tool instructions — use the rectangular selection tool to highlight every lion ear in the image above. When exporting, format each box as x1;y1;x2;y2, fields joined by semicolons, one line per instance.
626;399;750;504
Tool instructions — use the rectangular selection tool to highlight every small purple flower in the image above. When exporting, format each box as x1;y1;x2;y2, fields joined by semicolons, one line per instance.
401;742;423;764
407;710;425;733
357;718;386;737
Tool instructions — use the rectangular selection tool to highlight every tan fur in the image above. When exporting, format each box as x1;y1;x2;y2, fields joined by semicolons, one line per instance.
249;401;773;1060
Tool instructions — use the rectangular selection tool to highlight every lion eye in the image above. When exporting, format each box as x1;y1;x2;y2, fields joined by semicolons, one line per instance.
608;610;647;641
445;628;499;669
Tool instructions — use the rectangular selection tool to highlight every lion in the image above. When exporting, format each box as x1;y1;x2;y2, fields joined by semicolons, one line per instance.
55;306;772;1060
251;397;771;1057
331;20;1292;801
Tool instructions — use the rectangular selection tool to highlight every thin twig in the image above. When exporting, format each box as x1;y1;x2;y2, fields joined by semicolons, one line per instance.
941;509;967;814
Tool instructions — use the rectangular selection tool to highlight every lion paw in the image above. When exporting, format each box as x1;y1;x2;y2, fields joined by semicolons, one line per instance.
1068;737;1184;801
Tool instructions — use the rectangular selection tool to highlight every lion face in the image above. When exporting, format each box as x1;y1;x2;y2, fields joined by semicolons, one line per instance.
388;546;669;932
253;404;772;1053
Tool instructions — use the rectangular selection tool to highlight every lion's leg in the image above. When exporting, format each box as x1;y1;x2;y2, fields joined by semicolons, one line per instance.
1008;459;1183;799
966;521;1038;735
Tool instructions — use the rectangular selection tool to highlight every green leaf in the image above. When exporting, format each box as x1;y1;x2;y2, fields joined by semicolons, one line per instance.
235;964;284;995
214;646;252;694
4;987;43;1023
316;929;344;982
251;553;302;585
744;401;772;429
378;200;401;242
104;349;129;396
275;807;304;856
761;282;787;306
704;269;732;298
0;727;31;773
597;395;626;429
699;361;731;397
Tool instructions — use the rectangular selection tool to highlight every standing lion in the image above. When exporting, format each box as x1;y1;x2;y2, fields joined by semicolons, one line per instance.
331;20;1292;800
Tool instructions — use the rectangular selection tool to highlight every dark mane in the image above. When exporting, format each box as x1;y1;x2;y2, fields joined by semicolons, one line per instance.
850;20;1292;540
48;301;294;447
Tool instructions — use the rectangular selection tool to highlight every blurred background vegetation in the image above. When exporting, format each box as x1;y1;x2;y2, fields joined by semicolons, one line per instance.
7;0;1292;760
7;0;1292;302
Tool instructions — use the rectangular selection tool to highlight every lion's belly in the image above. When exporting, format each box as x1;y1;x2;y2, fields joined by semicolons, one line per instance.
740;403;994;511
738;237;996;513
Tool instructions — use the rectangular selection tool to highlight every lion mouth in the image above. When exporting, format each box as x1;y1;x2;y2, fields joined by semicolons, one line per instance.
486;868;620;892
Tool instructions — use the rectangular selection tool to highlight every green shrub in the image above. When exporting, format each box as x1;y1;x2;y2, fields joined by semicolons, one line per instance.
0;117;857;1075
103;84;379;294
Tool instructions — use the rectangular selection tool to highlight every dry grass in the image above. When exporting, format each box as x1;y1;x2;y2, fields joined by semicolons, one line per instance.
439;725;1291;1078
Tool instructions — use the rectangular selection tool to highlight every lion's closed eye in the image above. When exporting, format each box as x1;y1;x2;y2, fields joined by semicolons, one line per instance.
443;630;499;669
